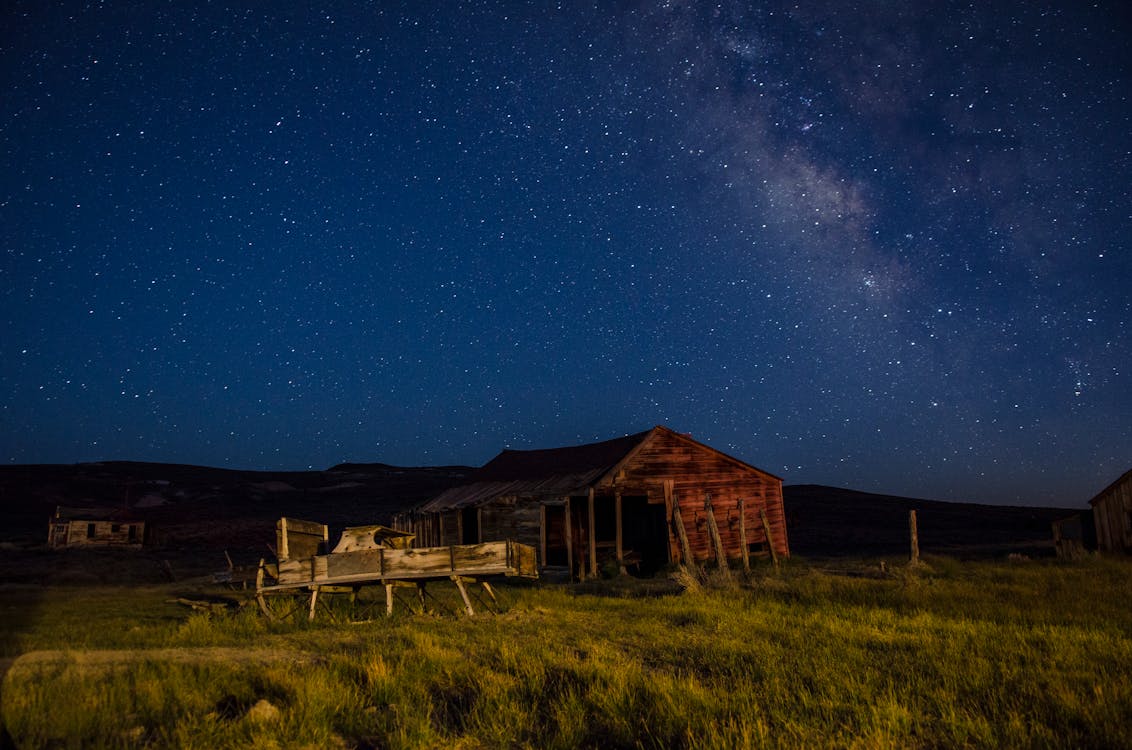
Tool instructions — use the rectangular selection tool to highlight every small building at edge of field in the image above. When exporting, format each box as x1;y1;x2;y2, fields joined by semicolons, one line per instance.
48;506;146;549
1091;467;1132;554
394;425;789;579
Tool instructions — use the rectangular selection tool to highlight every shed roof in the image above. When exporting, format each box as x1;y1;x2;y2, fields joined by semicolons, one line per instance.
418;429;652;512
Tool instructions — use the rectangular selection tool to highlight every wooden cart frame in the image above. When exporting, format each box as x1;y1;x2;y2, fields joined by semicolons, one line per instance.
255;518;538;621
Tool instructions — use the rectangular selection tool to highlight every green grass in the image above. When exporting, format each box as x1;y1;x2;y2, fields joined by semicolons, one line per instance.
3;556;1131;748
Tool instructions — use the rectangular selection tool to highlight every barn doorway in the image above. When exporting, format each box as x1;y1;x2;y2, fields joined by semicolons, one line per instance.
460;507;479;544
620;495;670;576
542;504;568;567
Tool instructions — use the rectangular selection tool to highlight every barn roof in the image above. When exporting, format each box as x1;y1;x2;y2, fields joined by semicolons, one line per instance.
416;425;780;513
418;429;654;512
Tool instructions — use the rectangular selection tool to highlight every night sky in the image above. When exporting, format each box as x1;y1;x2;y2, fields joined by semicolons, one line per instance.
3;2;1129;506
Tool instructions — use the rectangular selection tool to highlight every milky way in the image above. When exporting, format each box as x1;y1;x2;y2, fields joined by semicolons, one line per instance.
2;1;1129;505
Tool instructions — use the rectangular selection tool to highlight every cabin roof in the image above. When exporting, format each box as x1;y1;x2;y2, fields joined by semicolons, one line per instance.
52;506;139;522
417;425;779;512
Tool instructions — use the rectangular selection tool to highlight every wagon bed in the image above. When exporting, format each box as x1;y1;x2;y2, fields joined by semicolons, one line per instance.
255;517;538;620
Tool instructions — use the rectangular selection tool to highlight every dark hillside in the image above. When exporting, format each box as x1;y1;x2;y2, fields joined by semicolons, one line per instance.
0;466;1086;578
785;484;1080;559
0;461;472;551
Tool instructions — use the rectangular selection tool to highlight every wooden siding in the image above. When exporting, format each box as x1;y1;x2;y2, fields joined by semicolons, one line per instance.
607;428;789;561
480;496;542;551
1093;470;1132;553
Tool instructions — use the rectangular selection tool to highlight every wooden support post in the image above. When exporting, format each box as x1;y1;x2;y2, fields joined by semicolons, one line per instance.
308;586;319;621
738;498;750;572
385;583;394;616
452;575;475;616
587;487;597;578
540;504;547;569
663;479;675;563
704;495;730;579
615;491;625;575
481;581;498;606
759;508;780;570
564;497;574;581
909;510;920;565
672;498;695;571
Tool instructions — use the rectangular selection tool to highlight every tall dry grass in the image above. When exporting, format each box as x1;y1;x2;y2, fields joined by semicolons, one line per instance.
3;555;1131;748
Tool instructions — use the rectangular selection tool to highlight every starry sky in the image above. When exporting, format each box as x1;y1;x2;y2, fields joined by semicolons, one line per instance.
2;1;1129;506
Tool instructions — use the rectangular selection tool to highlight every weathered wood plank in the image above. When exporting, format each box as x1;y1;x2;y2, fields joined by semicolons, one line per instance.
673;498;695;571
276;517;328;561
738;498;749;572
704;495;730;578
760;508;780;570
587;487;597;577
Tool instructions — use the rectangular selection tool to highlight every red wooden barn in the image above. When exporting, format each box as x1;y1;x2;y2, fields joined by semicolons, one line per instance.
396;425;788;578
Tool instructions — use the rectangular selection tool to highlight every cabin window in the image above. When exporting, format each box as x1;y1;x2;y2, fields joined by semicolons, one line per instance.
111;524;121;533
86;523;96;538
128;525;138;542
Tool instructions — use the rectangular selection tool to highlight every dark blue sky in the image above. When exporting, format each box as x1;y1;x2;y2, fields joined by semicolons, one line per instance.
2;1;1129;506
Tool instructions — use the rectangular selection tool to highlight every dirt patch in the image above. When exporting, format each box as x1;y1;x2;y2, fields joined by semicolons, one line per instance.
2;646;324;678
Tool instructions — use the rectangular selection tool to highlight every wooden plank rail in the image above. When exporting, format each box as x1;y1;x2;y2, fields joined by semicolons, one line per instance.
266;540;538;592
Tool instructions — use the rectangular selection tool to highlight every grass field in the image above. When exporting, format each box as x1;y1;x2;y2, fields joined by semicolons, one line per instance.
2;555;1131;749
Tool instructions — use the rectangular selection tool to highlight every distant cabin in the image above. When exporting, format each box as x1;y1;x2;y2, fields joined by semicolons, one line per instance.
48;506;146;549
395;425;788;579
1091;468;1132;554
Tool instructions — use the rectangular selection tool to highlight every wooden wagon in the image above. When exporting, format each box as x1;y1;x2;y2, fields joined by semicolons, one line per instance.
255;517;538;621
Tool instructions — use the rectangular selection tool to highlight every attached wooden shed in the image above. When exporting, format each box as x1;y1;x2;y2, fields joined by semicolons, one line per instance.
1091;468;1132;554
396;426;788;579
48;506;146;549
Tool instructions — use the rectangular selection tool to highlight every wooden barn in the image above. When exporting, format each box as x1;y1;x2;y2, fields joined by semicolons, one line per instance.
396;426;788;579
48;506;146;549
1091;467;1132;554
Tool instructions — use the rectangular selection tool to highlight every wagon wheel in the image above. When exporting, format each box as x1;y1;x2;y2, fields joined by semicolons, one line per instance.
256;588;314;622
254;558;314;622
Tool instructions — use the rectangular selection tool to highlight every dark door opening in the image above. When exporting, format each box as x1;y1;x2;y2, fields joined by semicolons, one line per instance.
620;496;670;576
543;505;568;567
460;507;479;544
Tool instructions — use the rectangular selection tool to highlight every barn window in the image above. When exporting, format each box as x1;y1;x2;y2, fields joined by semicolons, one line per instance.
86;523;96;538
